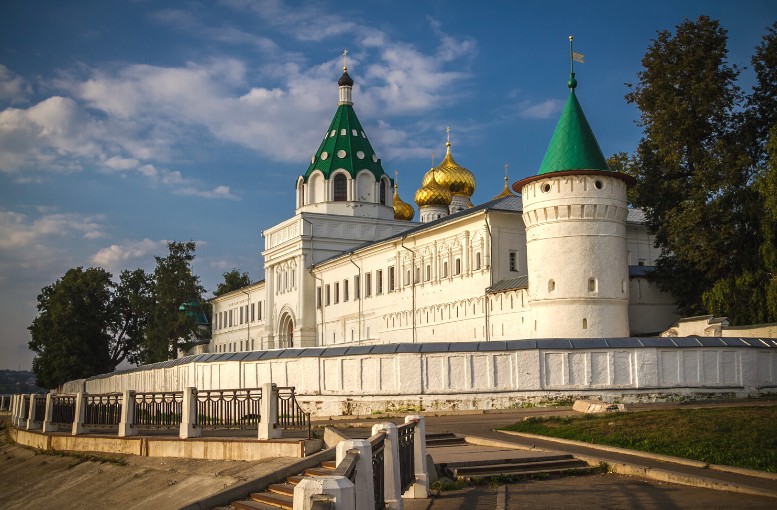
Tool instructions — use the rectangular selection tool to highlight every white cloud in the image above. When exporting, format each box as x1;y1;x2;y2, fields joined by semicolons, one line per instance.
0;65;31;103
519;99;563;119
0;210;106;250
90;238;165;271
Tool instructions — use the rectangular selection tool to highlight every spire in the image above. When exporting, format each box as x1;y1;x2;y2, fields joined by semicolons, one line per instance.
303;59;387;183
493;161;515;200
537;37;609;175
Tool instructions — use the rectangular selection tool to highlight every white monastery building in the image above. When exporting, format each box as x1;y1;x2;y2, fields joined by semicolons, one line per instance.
207;62;677;355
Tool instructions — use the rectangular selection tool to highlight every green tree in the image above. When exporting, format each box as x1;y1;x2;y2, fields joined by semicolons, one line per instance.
142;241;206;363
213;269;252;297
27;267;150;388
626;16;777;324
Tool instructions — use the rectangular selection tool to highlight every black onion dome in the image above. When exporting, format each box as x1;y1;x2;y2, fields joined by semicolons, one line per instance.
338;69;354;87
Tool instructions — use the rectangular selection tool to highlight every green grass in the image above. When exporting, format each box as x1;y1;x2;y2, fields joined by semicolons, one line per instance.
501;406;777;473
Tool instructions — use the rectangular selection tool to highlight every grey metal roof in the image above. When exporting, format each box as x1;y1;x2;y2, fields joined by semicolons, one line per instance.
487;276;529;293
83;336;777;381
311;195;523;269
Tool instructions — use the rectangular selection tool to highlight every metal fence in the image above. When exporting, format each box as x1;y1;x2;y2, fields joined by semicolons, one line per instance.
195;388;262;429
133;391;183;429
19;395;29;422
51;395;77;425
32;395;46;423
277;386;311;438
369;430;387;510
398;421;416;492
84;393;122;428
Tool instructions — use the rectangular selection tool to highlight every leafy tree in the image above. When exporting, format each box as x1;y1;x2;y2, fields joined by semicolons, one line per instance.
214;269;252;297
27;267;150;388
142;241;206;363
625;16;777;324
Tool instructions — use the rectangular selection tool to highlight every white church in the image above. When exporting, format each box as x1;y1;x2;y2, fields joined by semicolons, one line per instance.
207;62;678;355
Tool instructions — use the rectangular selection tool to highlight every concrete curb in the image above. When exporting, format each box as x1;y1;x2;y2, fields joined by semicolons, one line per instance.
498;430;777;482
177;446;336;510
489;431;777;499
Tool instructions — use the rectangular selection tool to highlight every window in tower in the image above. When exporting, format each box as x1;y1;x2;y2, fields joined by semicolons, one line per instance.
376;270;383;294
379;180;387;205
475;252;482;270
365;272;372;297
425;264;431;281
548;279;556;292
325;284;331;306
343;279;349;301
334;282;339;304
583;318;588;329
388;267;395;292
355;275;360;299
334;174;347;201
509;251;518;272
588;278;597;292
442;261;448;278
454;258;461;276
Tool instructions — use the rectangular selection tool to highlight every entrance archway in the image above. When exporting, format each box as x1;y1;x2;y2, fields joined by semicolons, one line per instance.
278;311;294;348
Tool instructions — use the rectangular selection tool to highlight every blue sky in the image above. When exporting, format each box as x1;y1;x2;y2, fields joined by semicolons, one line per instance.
1;0;774;370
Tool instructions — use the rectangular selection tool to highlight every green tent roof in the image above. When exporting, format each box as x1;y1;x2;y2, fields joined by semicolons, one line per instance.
302;103;387;182
537;75;610;175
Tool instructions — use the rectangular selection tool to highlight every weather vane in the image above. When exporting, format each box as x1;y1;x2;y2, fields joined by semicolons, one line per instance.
342;49;348;71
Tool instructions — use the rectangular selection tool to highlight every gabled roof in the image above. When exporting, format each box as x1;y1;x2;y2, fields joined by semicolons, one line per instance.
311;195;523;269
537;74;610;175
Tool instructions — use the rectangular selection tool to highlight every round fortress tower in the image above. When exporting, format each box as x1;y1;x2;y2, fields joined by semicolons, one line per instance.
514;56;633;338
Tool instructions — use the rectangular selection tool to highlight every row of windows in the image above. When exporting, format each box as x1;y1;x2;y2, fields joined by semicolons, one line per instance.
213;301;264;331
214;338;255;353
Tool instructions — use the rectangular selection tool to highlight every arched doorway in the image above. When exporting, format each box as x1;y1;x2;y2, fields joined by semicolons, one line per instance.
278;311;294;348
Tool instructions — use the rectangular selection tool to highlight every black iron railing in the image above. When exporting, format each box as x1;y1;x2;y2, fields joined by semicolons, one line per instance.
19;395;30;421
32;395;46;423
84;393;122;427
369;430;387;510
276;386;311;438
398;421;416;492
133;391;183;429
196;388;262;429
332;448;360;484
51;395;77;425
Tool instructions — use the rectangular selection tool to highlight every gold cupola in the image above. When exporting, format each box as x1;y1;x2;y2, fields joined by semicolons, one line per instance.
414;167;452;208
421;129;476;199
393;171;415;221
493;162;516;200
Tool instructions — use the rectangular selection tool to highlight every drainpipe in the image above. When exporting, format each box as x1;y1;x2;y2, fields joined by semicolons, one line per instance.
484;211;492;341
400;237;417;343
348;253;362;344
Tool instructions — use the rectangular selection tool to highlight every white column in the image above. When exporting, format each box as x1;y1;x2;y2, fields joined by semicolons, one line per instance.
118;390;137;437
372;422;403;510
72;392;87;435
42;392;56;433
258;383;281;440
293;476;355;510
179;387;201;439
404;415;429;498
26;393;40;430
11;395;20;427
336;439;375;510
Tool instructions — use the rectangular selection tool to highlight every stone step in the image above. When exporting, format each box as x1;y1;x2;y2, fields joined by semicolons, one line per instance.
451;459;589;478
266;483;295;496
286;475;304;485
303;467;335;477
440;453;575;469
248;490;294;509
230;499;284;510
426;436;467;447
320;460;336;469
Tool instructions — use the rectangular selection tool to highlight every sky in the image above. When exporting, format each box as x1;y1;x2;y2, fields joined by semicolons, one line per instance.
1;0;775;371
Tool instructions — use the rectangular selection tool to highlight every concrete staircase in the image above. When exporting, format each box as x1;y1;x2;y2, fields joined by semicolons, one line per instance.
218;460;337;510
428;432;590;481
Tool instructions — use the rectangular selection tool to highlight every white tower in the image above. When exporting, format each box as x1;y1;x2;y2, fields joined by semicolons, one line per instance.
516;58;632;338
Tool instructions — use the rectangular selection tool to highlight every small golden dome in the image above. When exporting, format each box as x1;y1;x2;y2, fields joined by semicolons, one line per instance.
393;180;415;221
422;141;476;198
414;169;452;207
493;163;516;200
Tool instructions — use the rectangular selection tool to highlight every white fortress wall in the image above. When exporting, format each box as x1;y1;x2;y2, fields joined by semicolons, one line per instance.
63;338;777;416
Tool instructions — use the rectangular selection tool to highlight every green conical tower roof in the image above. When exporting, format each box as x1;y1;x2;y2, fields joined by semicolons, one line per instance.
302;69;387;183
537;73;610;175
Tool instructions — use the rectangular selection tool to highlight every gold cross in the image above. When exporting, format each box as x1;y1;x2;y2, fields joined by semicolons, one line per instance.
342;49;348;70
446;126;451;144
431;151;436;167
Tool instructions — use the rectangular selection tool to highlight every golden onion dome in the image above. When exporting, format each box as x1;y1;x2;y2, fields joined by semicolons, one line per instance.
393;182;415;221
414;169;452;207
422;141;476;198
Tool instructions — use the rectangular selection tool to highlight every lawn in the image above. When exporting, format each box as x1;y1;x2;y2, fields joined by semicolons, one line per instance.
500;405;777;472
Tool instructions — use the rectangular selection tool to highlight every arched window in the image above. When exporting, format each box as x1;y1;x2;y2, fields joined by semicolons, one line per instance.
379;179;387;205
334;174;347;201
475;252;482;270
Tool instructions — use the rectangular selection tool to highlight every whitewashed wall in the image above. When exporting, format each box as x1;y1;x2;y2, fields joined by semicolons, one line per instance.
64;340;777;416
